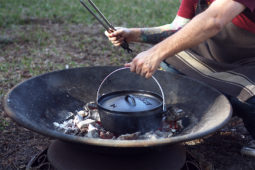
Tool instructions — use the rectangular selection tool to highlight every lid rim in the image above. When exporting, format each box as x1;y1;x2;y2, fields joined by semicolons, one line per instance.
97;90;163;113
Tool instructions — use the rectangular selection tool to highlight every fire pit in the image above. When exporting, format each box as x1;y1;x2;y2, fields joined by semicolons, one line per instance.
4;66;232;170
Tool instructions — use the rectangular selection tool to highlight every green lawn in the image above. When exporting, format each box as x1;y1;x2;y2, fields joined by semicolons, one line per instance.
0;0;180;28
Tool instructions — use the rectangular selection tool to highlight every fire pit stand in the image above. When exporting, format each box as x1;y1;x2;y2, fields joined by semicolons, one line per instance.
47;140;186;170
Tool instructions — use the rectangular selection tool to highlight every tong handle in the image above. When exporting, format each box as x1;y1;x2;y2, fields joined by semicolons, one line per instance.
80;0;132;53
88;0;114;30
121;40;132;53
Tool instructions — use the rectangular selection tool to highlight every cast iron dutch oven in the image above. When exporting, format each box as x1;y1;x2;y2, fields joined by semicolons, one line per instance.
96;68;166;135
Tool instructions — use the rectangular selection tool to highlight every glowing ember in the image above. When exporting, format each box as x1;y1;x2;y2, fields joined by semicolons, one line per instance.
53;102;188;140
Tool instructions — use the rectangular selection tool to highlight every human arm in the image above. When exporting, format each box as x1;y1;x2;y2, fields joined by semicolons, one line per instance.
126;0;246;78
139;16;190;44
105;15;190;46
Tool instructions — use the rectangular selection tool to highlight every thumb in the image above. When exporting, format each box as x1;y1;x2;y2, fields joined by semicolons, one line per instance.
104;28;114;36
104;30;109;37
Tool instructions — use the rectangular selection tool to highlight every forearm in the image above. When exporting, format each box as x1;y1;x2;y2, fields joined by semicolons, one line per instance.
152;14;221;60
139;25;179;44
129;16;190;44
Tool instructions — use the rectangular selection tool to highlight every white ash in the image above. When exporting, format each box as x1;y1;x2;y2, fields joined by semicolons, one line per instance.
77;110;88;117
88;110;100;121
87;124;99;138
139;130;173;140
117;132;141;140
77;119;95;129
53;103;187;140
74;115;83;124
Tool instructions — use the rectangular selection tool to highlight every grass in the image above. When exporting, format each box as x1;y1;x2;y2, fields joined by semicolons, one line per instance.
0;117;9;131
0;0;180;100
0;0;180;28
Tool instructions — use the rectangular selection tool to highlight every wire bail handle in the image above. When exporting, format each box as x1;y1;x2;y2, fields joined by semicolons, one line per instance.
96;67;166;112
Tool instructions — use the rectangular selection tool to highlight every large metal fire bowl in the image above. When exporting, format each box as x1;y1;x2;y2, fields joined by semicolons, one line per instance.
4;66;232;148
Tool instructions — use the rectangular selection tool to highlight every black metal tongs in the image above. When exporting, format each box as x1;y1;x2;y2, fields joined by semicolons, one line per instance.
80;0;132;53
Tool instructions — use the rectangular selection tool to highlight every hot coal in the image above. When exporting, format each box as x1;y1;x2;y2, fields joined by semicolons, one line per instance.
53;102;188;140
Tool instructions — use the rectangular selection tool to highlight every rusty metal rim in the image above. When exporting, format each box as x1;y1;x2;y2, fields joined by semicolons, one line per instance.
3;66;233;148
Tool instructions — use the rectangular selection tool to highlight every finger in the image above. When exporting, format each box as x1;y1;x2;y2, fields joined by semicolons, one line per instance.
113;42;122;46
124;63;131;68
112;37;124;45
111;29;124;37
109;37;118;41
112;42;121;46
136;65;142;75
140;69;147;77
140;71;146;77
130;62;136;72
107;29;118;38
106;32;117;40
116;37;125;43
109;32;124;39
146;66;157;79
145;72;153;79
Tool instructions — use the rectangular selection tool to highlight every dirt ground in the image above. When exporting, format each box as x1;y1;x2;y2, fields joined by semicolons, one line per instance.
1;21;255;170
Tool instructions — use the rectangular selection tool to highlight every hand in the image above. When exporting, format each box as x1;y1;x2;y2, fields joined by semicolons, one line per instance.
125;48;163;79
104;27;132;46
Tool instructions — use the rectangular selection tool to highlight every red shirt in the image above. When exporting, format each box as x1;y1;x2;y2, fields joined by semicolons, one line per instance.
177;0;255;33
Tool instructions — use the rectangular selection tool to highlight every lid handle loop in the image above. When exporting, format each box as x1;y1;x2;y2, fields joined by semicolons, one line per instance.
125;95;136;106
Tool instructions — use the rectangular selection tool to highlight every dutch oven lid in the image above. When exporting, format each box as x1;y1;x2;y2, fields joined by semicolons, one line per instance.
98;90;163;112
96;67;166;113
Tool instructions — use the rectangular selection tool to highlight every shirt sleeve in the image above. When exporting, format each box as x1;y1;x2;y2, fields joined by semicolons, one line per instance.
234;0;255;12
177;0;197;19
